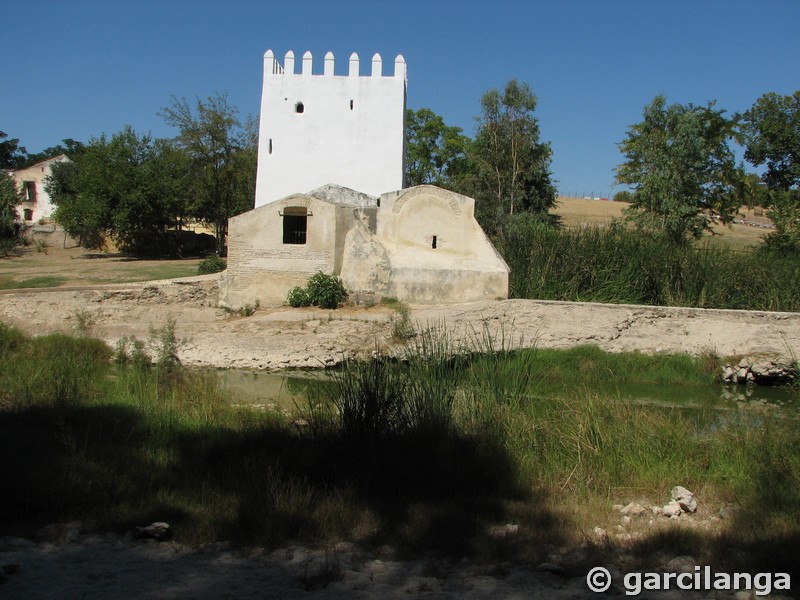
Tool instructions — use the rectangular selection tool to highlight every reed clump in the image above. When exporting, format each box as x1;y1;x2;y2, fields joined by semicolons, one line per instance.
496;218;800;311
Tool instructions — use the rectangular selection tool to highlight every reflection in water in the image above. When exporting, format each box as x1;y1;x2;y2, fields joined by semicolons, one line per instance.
216;368;796;419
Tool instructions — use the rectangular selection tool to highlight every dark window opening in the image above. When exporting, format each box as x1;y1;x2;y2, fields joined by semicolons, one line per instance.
23;209;34;221
432;235;438;249
268;139;273;154
23;181;37;202
295;102;304;114
350;99;354;110
283;207;307;244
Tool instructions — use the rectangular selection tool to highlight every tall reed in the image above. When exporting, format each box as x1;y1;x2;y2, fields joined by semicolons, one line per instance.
496;218;800;311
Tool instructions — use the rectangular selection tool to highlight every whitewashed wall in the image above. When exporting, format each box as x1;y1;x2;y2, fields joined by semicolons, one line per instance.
254;50;406;207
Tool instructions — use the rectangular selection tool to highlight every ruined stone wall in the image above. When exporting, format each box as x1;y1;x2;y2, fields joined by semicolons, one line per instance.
220;195;339;307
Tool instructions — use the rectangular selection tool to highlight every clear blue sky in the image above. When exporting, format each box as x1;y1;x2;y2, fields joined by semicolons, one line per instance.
3;0;799;197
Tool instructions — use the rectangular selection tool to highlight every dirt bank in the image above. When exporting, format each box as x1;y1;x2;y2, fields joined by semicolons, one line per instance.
1;278;799;369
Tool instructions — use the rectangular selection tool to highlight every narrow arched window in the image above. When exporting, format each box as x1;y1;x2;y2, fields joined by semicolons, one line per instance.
295;102;304;114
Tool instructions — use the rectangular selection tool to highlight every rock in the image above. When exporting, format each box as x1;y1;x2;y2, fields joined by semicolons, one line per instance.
536;562;566;576
671;486;697;513
134;522;172;541
36;521;82;544
664;555;696;573
722;366;735;382
487;523;519;538
662;501;682;518
620;502;648;516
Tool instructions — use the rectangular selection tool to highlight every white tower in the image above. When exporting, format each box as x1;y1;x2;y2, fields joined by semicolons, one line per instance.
254;50;407;207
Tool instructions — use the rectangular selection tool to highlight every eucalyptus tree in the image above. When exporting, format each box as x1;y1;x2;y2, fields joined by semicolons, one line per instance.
466;79;556;233
160;93;256;255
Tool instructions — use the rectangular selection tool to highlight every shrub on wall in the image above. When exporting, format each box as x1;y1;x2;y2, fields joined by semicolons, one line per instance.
287;272;348;309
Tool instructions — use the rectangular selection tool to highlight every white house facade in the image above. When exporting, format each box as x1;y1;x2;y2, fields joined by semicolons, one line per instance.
6;155;69;223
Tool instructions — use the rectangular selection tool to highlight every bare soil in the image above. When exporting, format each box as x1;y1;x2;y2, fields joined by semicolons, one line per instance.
2;275;799;370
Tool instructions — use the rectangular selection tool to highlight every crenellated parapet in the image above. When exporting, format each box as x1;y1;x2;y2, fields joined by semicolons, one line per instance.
263;50;407;80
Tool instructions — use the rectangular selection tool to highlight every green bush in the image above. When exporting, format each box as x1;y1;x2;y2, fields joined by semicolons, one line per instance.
306;272;348;309
287;286;311;308
287;272;348;309
197;254;227;275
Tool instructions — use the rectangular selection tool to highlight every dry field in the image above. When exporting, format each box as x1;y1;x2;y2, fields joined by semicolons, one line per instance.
552;196;773;250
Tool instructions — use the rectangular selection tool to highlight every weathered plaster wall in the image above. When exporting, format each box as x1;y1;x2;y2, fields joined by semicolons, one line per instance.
371;186;510;303
220;194;342;307
7;155;69;223
220;185;509;309
255;50;406;207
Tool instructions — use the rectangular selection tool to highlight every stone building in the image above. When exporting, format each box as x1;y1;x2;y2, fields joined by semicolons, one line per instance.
219;184;509;307
219;50;509;308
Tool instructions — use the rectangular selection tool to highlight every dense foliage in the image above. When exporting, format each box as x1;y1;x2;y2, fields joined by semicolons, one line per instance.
11;93;256;258
497;220;800;312
0;172;21;253
740;91;800;251
615;95;745;243
46;127;187;254
404;108;469;187
405;79;557;236
197;254;227;274
160;93;257;255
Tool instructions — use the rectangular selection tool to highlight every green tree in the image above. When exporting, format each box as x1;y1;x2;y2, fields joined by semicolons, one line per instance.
47;127;185;253
1;172;22;252
404;108;469;187
615;95;744;243
24;139;85;165
740;91;800;250
612;190;633;203
0;132;27;169
160;93;256;255
465;79;556;233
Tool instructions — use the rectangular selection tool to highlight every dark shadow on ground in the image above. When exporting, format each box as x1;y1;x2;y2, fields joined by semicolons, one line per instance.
0;402;566;565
